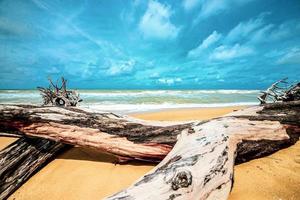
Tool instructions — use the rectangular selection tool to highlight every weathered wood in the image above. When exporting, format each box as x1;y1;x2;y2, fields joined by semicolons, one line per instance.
0;102;299;200
0;136;67;200
106;108;300;200
0;103;299;162
38;77;82;107
0;105;190;162
258;78;300;104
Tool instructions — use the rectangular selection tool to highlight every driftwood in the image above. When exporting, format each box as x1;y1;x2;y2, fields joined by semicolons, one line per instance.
38;77;82;107
0;105;188;162
258;78;300;104
0;136;67;200
0;101;299;199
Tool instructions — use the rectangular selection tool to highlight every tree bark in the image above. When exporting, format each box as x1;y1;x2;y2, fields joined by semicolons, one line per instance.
0;136;67;200
0;105;190;162
106;103;300;200
0;102;299;199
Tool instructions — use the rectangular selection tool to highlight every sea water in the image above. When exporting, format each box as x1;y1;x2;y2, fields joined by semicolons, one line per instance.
0;90;260;114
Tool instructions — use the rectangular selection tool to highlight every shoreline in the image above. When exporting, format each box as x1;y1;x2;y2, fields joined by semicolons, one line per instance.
0;88;259;114
0;102;258;114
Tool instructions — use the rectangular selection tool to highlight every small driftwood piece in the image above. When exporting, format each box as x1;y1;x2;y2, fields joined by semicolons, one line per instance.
0;135;67;200
0;101;299;200
258;78;300;104
37;77;82;107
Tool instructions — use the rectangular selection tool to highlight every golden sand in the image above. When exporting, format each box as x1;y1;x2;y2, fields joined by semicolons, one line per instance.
229;141;300;200
0;137;17;149
0;106;299;199
8;147;154;200
131;106;245;121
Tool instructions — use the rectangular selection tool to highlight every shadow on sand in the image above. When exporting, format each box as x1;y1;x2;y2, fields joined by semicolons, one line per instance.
57;146;156;167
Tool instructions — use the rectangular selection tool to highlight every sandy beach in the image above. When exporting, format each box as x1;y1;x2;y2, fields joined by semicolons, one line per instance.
130;106;246;121
1;106;299;200
1;0;299;199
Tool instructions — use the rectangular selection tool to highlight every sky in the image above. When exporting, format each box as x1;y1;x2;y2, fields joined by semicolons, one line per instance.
0;0;300;89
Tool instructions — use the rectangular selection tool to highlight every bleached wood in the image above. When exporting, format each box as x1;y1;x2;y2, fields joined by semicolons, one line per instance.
106;117;290;200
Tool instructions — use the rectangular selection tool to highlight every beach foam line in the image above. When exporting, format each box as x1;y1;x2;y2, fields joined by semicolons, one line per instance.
78;90;260;97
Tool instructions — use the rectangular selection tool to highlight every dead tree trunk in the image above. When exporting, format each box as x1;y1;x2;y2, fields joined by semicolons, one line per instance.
107;103;300;200
0;105;190;162
0;136;67;200
0;102;299;199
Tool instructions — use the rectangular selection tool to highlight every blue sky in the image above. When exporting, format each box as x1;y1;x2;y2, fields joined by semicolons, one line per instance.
0;0;300;89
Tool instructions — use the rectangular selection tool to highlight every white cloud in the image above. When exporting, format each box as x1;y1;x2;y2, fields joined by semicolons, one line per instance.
150;72;160;78
210;44;254;60
107;59;136;76
225;13;300;45
277;48;300;65
188;13;300;63
200;0;228;18
193;0;254;22
139;0;179;39
250;24;274;43
225;14;266;43
269;21;300;41
158;77;182;85
46;66;60;74
188;30;222;58
183;0;200;11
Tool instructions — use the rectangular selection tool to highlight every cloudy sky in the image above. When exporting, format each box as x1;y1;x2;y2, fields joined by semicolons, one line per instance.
0;0;300;89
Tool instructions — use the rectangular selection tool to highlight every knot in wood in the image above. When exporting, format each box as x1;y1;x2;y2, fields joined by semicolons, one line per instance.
171;170;192;190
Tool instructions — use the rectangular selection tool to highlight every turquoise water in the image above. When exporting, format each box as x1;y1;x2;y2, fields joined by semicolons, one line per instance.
0;90;260;113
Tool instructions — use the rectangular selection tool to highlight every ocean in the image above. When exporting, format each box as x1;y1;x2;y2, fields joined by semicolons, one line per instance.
0;90;260;114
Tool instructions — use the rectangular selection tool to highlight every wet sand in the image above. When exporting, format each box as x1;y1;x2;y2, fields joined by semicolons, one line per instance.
1;106;299;199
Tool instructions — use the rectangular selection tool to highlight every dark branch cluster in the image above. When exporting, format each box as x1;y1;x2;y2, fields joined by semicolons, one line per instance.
37;77;82;107
258;78;300;104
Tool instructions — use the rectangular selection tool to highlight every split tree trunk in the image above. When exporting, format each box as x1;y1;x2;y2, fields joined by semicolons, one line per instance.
0;102;299;199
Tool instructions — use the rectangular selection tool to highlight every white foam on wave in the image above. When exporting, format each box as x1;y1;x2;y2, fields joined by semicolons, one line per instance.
79;90;260;97
0;93;40;99
0;90;260;113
